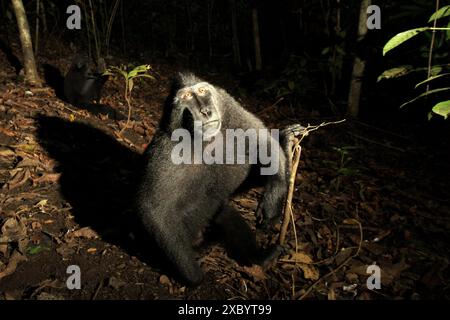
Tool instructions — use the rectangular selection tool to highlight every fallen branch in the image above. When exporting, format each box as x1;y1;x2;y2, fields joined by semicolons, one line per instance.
278;119;347;247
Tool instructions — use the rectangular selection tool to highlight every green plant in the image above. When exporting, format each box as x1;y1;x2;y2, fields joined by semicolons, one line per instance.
257;55;317;104
380;4;450;119
26;244;49;255
105;64;155;133
324;146;359;192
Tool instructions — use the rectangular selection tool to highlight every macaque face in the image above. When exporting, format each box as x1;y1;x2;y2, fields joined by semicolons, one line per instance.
174;82;221;138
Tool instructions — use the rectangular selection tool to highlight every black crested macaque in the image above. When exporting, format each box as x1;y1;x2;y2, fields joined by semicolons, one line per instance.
136;73;297;286
63;56;108;106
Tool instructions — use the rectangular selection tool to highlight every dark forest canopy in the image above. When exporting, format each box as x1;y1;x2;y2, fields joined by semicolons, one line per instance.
1;0;450;122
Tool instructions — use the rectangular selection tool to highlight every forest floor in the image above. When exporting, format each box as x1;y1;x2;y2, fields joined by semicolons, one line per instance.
0;47;450;300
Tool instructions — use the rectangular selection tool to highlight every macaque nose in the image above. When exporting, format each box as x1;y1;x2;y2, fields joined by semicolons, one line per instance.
200;108;211;117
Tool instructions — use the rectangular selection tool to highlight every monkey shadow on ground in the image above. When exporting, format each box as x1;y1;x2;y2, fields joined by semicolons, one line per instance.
35;115;175;276
42;64;126;121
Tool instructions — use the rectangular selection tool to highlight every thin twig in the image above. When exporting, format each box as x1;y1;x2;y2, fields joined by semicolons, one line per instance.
91;279;103;300
279;143;301;246
349;119;413;141
427;0;440;93
279;119;346;246
349;133;406;152
257;97;284;116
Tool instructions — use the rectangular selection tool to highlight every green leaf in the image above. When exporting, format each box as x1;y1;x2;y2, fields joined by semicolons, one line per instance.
128;69;138;78
107;66;128;79
431;66;443;76
415;72;450;89
118;69;128;79
134;74;155;80
26;245;44;255
128;78;134;93
288;81;295;90
128;65;151;79
428;5;450;23
446;21;450;41
400;87;450;108
432;100;450;119
377;65;413;81
135;64;151;73
383;28;429;56
338;167;357;176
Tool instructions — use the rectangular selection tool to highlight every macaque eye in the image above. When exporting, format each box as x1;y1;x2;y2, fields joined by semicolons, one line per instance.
181;91;193;99
198;87;208;95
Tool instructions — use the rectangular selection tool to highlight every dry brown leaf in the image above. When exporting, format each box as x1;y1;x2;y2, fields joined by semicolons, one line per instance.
346;263;368;276
242;265;266;282
1;217;27;241
15;158;40;168
0;148;15;157
0;237;8;256
108;276;126;290
345;272;359;283
6;168;31;190
299;263;320;280
36;292;65;300
0;128;16;137
0;250;27;280
87;248;97;253
70;227;99;239
382;261;410;285
159;275;172;287
56;243;76;258
34;199;48;209
34;173;60;185
14;142;37;153
291;252;313;264
343;218;360;225
3;290;22;300
235;198;258;211
31;221;42;230
328;288;336;300
18;238;29;253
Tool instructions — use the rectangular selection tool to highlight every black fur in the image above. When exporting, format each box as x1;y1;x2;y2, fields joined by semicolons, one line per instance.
63;56;107;106
136;73;292;285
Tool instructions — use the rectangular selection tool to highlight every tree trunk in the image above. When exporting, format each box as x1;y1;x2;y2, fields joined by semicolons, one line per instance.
34;0;40;54
347;0;371;118
40;0;47;34
11;0;41;85
251;7;262;71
